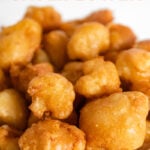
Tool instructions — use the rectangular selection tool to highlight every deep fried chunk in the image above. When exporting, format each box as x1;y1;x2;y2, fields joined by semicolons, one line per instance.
0;18;42;70
67;22;110;60
24;6;61;31
79;92;149;150
0;89;28;130
75;57;121;98
28;73;75;119
19;119;86;150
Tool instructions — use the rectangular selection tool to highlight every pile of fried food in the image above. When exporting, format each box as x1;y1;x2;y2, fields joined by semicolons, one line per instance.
0;5;150;150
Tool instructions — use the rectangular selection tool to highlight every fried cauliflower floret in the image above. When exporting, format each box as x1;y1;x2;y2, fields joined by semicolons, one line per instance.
32;49;50;64
116;48;150;84
108;23;136;51
84;9;113;25
44;30;69;70
75;57;121;98
0;125;20;150
10;63;53;93
0;89;28;130
67;22;110;60
19;119;86;150
134;39;150;51
0;18;42;70
24;6;61;31
61;62;83;84
28;73;75;119
79;92;149;150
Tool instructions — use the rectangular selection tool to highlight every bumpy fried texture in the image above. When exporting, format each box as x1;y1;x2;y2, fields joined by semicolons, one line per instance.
108;23;136;51
84;9;113;25
19;119;86;150
28;73;75;119
134;40;150;51
67;22;110;60
0;125;20;150
43;110;78;126
0;18;42;70
61;62;83;84
10;63;53;93
0;89;28;130
79;92;149;150
116;48;150;91
75;57;121;98
32;49;50;64
138;121;150;150
24;6;61;31
44;30;69;70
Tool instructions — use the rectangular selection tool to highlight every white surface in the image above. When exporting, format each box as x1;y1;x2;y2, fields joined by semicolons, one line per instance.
0;0;150;40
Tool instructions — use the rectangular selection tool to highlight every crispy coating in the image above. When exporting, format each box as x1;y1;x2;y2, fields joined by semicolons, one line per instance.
0;125;20;150
24;6;61;31
28;73;75;119
43;110;78;126
44;30;69;70
138;121;150;150
1;6;150;149
145;121;150;143
108;23;136;51
0;89;28;130
75;57;121;98
116;48;150;84
61;62;83;84
67;22;110;60
0;18;42;70
134;39;150;51
32;49;50;64
79;92;149;150
19;119;86;150
10;63;53;93
84;9;113;25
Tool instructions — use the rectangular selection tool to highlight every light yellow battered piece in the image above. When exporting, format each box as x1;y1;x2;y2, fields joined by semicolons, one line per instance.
79;92;149;150
0;18;42;70
67;22;110;60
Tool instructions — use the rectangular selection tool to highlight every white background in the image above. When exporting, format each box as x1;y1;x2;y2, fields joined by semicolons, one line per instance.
0;0;150;40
